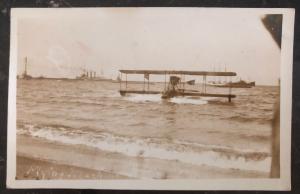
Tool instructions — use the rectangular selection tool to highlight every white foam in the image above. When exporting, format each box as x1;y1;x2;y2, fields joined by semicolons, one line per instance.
19;125;271;173
173;139;267;154
124;94;209;105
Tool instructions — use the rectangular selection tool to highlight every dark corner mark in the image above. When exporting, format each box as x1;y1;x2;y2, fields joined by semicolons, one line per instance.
261;14;283;48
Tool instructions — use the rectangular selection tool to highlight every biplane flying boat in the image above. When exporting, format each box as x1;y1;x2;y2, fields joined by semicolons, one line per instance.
118;70;237;102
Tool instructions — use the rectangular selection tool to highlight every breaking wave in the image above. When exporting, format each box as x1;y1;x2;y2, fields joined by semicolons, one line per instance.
124;94;209;105
18;124;271;173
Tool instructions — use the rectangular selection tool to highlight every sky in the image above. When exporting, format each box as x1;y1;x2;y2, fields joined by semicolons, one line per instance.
17;8;281;85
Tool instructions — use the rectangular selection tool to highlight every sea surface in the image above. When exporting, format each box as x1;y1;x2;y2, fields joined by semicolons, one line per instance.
16;79;279;176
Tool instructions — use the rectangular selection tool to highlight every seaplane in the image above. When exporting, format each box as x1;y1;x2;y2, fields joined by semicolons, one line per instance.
118;70;237;102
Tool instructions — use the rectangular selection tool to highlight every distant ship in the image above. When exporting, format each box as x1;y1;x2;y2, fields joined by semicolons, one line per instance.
208;64;255;88
215;80;255;88
19;57;32;80
76;68;113;81
36;75;45;80
208;79;255;88
75;70;91;80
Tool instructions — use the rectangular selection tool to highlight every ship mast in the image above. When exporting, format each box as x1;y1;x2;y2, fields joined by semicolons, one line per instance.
24;57;28;77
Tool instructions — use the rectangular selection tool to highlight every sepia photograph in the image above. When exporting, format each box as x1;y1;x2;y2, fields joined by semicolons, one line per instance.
7;8;294;190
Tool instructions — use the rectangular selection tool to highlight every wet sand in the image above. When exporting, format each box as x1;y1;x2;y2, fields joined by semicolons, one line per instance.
17;156;129;180
17;135;269;179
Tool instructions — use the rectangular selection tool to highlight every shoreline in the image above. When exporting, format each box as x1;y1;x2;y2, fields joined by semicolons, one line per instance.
16;135;270;180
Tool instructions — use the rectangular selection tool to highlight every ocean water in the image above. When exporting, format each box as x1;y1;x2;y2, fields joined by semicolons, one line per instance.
17;79;279;175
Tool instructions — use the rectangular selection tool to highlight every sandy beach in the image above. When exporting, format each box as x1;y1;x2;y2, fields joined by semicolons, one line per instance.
17;135;269;179
16;156;129;180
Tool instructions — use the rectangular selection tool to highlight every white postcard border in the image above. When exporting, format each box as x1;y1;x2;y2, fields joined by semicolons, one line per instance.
7;7;295;190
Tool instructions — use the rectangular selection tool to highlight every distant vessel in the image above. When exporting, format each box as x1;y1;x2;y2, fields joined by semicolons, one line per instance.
215;80;255;88
76;68;113;81
207;64;230;86
19;57;32;80
76;69;90;80
208;78;255;88
207;65;255;88
36;75;45;80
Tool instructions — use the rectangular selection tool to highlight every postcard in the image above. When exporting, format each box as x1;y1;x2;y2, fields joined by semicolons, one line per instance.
7;8;294;190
